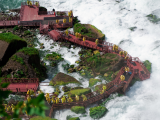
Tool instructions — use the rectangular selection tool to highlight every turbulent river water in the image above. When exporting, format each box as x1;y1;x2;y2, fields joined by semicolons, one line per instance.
1;0;160;120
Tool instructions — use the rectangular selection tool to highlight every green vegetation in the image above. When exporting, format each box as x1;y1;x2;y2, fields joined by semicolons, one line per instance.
71;106;86;114
89;106;108;119
69;88;91;97
129;77;140;86
143;60;151;73
67;116;80;120
94;84;106;92
10;55;25;65
89;78;101;87
30;116;57;120
69;117;80;120
44;52;63;61
18;47;39;56
146;14;160;23
74;23;95;38
0;32;25;43
45;52;64;66
73;23;105;40
13;25;19;31
73;16;80;26
24;30;31;35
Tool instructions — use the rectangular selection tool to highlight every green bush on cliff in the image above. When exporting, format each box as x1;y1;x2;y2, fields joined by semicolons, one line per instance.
24;30;31;35
71;106;86;114
0;32;25;43
11;55;25;65
13;25;19;31
69;88;91;97
18;47;39;56
89;106;108;119
143;60;151;72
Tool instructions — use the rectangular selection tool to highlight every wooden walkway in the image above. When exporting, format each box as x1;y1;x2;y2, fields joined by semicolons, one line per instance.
0;78;39;93
0;2;73;28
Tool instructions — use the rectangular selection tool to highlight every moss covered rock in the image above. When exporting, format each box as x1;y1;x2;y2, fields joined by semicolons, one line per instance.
143;60;151;73
69;88;91;97
89;78;101;87
71;106;86;114
73;23;105;42
0;32;27;67
49;72;81;86
44;52;64;67
89;106;108;119
69;117;80;120
30;116;57;120
1;47;47;81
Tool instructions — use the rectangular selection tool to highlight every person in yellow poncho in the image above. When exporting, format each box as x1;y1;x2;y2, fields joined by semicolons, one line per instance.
27;96;31;102
103;85;107;91
45;93;50;98
95;39;98;45
75;94;79;102
46;97;51;103
67;96;73;103
56;97;59;104
7;105;11;112
38;89;43;94
100;89;105;95
11;104;15;113
61;96;66;103
52;96;56;104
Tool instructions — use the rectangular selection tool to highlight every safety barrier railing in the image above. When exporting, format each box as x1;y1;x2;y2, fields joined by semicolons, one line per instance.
21;1;40;6
122;71;135;93
38;11;55;15
0;16;20;21
56;11;69;16
0;78;39;84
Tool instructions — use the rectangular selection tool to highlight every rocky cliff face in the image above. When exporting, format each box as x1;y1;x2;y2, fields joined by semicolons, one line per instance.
1;50;47;81
0;39;27;67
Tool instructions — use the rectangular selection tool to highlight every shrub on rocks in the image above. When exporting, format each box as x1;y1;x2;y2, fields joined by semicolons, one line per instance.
69;88;91;97
67;115;80;120
143;60;151;72
89;106;108;119
71;106;86;114
89;78;101;87
30;116;57;120
69;117;80;120
13;25;19;31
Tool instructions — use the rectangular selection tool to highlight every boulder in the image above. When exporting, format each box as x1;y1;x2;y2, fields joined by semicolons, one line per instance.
111;57;126;72
0;32;27;67
49;72;81;86
71;106;86;114
89;106;108;119
69;88;91;97
1;47;47;81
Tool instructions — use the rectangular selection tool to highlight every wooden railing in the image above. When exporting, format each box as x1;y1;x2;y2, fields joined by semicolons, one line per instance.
21;1;40;6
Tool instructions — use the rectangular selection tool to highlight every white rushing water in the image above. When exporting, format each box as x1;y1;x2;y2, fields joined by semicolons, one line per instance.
29;0;160;119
